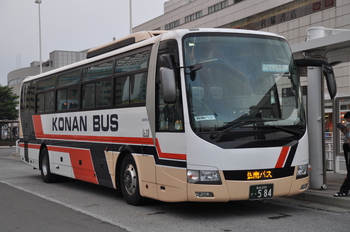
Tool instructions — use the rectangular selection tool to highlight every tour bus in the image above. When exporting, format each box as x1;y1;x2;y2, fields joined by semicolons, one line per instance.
19;28;336;205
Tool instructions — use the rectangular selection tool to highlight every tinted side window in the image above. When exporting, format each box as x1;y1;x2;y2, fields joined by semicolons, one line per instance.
114;48;150;106
56;86;79;110
37;77;56;91
156;40;184;132
83;60;113;81
57;70;80;86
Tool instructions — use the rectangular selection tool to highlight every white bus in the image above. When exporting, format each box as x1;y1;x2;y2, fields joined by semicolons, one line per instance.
19;29;336;205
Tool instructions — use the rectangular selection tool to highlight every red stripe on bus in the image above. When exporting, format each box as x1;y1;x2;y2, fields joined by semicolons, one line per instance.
156;139;186;160
31;114;186;161
47;146;99;184
275;146;290;168
32;115;44;138
41;133;155;145
19;143;41;149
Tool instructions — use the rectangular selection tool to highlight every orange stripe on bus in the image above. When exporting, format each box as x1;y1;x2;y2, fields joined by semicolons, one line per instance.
275;146;290;168
47;146;99;184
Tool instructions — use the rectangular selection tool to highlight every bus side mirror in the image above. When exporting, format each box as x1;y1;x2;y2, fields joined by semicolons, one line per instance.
322;64;336;100
159;67;176;103
295;58;337;99
160;54;174;69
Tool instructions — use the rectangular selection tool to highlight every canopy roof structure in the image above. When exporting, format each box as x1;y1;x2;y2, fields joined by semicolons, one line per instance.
291;27;350;63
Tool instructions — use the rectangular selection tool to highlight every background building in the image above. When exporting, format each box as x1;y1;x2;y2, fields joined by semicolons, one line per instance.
5;50;87;139
134;0;349;95
7;50;87;95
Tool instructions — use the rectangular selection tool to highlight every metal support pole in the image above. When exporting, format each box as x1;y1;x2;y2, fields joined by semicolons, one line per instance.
129;0;132;34
35;0;42;74
308;66;326;189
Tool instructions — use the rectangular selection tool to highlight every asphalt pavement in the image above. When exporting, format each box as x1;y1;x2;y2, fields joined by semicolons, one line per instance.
3;145;350;210
0;146;127;232
0;182;127;232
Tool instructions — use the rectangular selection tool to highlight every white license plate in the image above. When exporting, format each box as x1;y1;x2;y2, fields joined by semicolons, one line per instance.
249;184;273;199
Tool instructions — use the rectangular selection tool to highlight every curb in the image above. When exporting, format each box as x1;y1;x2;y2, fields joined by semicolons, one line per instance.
11;152;20;157
291;191;350;209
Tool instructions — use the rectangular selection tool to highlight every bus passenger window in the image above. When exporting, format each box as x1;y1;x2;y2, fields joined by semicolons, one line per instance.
44;91;54;112
36;91;54;112
115;50;150;73
67;86;79;109
27;82;36;114
82;83;95;108
36;93;45;113
115;76;130;105
96;81;112;106
56;86;79;110
57;70;80;86
56;89;67;110
130;73;147;104
82;60;113;82
37;77;56;91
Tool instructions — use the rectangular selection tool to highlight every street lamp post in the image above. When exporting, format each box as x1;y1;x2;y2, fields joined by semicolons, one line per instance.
35;0;42;74
129;0;132;34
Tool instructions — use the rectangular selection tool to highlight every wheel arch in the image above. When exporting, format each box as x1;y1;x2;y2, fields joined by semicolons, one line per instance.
38;143;48;171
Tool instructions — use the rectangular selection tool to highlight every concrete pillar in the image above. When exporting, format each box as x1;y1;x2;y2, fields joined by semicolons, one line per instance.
307;66;326;189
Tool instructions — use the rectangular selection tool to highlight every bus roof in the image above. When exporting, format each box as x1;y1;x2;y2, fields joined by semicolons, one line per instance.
23;31;165;83
86;31;168;59
23;28;284;83
160;28;285;40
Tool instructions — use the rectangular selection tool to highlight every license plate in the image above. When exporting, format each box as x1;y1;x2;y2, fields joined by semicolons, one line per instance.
249;184;273;200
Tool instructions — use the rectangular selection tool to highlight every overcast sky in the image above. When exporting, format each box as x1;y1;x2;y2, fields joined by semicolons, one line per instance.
0;0;167;86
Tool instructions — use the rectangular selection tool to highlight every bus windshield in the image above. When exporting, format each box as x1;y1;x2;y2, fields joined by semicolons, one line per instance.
183;33;305;144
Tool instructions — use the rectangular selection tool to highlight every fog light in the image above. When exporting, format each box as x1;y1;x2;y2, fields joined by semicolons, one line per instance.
195;192;214;197
300;183;308;190
296;164;308;179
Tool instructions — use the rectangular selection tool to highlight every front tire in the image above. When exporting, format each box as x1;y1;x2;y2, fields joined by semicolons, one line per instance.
40;147;57;183
120;154;144;205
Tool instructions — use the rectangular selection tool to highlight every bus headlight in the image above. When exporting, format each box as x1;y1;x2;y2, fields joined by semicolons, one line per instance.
296;164;308;179
187;170;221;184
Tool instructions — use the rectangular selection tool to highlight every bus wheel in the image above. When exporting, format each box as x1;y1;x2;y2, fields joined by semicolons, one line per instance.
120;154;144;205
40;147;57;183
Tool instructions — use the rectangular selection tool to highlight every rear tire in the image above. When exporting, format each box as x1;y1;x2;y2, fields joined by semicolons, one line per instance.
120;154;144;205
40;147;57;183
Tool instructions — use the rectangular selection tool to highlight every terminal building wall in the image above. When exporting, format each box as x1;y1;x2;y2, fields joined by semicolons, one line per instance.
134;0;350;97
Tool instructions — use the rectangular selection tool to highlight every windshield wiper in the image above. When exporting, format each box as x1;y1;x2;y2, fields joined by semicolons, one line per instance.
210;118;263;140
263;124;304;136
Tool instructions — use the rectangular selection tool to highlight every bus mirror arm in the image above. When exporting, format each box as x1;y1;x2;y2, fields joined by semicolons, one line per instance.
187;63;203;72
159;67;177;103
178;63;203;81
295;58;339;99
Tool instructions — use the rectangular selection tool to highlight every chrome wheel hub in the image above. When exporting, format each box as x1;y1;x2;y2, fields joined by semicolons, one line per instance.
124;164;137;195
